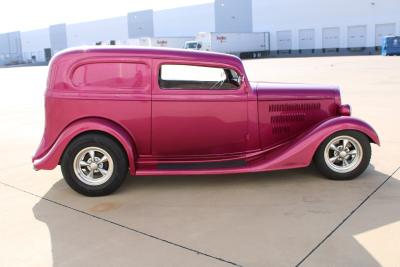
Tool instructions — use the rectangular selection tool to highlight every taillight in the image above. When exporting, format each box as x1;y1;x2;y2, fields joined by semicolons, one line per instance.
337;104;351;116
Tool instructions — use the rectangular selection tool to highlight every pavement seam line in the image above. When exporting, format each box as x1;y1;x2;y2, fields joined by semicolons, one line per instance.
0;181;243;267
296;166;400;267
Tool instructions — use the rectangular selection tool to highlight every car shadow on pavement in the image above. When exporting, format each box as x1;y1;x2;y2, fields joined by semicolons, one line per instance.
32;165;398;266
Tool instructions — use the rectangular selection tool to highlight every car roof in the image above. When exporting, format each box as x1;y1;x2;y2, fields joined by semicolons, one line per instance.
53;46;243;67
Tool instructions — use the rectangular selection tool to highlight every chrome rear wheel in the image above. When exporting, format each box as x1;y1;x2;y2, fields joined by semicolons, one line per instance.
73;147;114;186
61;134;128;196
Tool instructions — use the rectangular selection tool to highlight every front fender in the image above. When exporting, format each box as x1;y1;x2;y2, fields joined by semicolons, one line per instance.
251;116;379;171
303;116;379;146
33;118;137;175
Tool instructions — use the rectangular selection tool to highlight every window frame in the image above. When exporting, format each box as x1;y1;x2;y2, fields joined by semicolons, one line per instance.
153;59;247;95
158;64;241;91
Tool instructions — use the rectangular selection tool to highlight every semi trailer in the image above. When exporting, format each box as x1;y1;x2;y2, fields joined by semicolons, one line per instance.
184;32;270;58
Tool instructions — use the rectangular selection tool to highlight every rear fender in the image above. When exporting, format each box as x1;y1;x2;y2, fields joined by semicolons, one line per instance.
33;118;137;175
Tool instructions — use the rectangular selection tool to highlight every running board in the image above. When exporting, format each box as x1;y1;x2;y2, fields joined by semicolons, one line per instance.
157;159;246;170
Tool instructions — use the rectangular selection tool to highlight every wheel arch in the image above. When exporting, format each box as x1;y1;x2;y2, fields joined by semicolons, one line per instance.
61;129;129;162
305;116;379;166
312;129;372;158
33;117;138;175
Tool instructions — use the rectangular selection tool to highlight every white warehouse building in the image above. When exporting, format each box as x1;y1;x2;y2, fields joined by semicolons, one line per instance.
252;0;400;55
21;28;51;62
0;0;399;65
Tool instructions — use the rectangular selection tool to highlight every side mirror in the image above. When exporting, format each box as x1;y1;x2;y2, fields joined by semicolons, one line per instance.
197;43;202;49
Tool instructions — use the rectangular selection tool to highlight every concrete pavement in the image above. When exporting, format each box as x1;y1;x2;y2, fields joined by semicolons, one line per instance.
0;56;399;266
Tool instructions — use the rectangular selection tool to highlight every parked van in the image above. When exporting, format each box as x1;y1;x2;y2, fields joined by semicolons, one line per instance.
382;36;400;56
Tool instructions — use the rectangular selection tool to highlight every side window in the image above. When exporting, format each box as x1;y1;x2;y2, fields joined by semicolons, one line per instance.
72;62;147;89
159;64;241;90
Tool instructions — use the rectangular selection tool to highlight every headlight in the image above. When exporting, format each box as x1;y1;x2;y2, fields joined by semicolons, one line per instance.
337;104;351;116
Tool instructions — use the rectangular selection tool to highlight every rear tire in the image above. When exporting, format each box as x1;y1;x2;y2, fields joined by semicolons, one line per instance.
314;130;371;180
61;133;128;196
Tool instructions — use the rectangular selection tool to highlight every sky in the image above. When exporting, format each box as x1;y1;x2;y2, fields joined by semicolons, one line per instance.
0;0;212;33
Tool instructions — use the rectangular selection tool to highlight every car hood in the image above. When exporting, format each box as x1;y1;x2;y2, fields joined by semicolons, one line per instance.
251;82;340;101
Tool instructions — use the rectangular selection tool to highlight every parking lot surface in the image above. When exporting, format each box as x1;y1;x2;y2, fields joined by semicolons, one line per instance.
0;56;399;267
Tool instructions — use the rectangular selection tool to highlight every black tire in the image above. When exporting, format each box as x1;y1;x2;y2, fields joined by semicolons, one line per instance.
314;130;371;180
61;133;128;196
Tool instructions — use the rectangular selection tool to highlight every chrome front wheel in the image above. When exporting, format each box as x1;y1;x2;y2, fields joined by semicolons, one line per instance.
314;130;371;180
324;136;363;173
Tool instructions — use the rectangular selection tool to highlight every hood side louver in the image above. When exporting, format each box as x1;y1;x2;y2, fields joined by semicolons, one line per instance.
269;102;321;135
271;114;306;123
269;103;321;112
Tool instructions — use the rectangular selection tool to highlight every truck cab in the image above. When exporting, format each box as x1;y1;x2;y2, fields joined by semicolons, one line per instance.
382;36;400;56
184;41;202;50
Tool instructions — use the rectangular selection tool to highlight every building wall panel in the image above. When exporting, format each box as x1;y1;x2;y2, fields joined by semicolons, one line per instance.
375;23;396;46
50;24;68;55
214;0;252;32
154;4;215;37
67;16;128;47
128;10;154;38
0;32;22;64
21;28;50;62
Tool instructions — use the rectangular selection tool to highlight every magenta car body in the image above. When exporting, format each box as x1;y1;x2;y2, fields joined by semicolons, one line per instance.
33;47;379;196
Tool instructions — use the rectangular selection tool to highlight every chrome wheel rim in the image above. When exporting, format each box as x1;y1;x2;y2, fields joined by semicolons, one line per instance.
73;147;114;186
324;135;363;173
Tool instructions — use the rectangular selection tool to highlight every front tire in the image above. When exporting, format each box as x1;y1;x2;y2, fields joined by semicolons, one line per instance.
61;133;128;196
314;130;371;180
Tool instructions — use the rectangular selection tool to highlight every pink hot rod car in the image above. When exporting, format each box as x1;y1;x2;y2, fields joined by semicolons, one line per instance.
33;47;379;196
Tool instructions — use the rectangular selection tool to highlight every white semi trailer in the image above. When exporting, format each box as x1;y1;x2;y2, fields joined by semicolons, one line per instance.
184;32;270;58
137;37;193;48
105;37;193;49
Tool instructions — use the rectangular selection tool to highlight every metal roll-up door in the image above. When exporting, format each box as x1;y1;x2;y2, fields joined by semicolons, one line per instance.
277;30;292;54
322;27;340;53
348;25;367;49
299;29;315;53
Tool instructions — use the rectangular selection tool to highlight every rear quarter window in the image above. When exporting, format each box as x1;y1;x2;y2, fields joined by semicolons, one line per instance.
72;62;147;89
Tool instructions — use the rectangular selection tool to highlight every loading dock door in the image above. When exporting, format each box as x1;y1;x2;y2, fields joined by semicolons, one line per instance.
44;48;52;62
322;27;340;49
375;23;396;47
348;25;367;48
299;29;315;50
277;30;292;51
